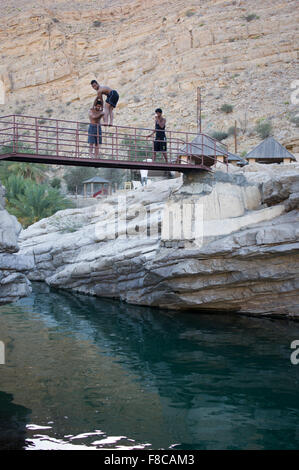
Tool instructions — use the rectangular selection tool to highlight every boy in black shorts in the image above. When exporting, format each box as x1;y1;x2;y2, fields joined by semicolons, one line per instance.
147;108;167;162
91;80;119;126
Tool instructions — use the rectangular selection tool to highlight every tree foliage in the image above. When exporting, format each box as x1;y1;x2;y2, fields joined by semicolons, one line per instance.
6;177;73;227
255;120;272;139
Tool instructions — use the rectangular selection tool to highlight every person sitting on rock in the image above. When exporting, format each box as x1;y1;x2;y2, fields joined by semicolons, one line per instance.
91;80;119;126
88;100;104;157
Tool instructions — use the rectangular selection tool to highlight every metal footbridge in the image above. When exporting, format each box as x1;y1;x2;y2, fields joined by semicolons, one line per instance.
0;115;228;172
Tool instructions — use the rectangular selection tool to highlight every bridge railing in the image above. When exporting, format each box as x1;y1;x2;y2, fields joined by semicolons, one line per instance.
0;114;228;170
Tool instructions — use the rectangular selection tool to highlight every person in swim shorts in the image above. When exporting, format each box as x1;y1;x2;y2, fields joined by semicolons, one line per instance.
88;100;104;157
147;108;167;162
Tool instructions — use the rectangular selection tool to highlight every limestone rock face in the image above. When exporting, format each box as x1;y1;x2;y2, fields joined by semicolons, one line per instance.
19;163;299;319
0;182;34;304
0;0;298;154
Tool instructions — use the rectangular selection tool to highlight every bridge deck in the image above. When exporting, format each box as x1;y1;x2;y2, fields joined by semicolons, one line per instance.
0;115;228;172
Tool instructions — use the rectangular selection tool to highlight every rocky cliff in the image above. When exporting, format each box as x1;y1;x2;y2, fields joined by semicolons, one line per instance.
0;0;298;153
0;182;33;304
19;162;299;319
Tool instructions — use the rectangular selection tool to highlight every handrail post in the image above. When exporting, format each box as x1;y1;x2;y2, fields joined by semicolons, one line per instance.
186;132;188;166
15;122;18;153
76;122;79;158
35;117;39;154
134;128;137;162
56;120;59;156
12;115;16;153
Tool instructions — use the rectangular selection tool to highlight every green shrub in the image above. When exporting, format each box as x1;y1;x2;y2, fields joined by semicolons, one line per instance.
244;13;259;22
211;131;228;141
227;126;237;136
255;120;272;139
4;176;73;227
185;10;196;17
50;177;61;189
221;104;233;113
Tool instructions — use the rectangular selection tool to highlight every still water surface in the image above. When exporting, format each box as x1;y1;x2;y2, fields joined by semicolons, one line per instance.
0;283;298;450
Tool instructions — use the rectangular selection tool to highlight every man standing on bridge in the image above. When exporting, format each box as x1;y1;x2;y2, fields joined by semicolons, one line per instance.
88;100;104;158
147;108;167;163
91;80;119;126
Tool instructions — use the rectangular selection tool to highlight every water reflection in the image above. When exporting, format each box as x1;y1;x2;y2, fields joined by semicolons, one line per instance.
0;283;298;450
0;392;31;450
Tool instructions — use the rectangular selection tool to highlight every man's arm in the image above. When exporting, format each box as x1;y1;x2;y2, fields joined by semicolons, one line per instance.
93;88;103;107
146;119;156;138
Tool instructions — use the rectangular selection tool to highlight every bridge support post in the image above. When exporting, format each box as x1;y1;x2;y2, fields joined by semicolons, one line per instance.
182;169;213;185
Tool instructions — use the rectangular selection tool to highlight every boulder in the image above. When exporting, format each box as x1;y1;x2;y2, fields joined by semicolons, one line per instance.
0;182;34;304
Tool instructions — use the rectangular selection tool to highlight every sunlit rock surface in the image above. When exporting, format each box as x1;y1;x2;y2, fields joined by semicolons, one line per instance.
19;163;299;319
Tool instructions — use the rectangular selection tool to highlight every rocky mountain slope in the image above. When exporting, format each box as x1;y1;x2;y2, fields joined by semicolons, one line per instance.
0;0;298;154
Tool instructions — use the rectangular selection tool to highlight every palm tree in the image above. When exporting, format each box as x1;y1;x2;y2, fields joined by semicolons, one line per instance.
0;161;14;183
9;180;74;227
8;162;47;183
4;174;26;202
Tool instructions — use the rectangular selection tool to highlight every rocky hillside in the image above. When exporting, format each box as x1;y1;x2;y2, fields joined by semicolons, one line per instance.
0;0;298;154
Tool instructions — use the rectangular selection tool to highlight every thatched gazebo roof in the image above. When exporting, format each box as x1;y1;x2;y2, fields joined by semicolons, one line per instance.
180;133;227;156
245;137;296;161
227;152;248;165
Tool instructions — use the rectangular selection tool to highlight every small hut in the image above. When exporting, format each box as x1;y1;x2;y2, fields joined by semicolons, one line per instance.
82;176;112;198
227;152;248;167
245;137;296;165
179;134;228;167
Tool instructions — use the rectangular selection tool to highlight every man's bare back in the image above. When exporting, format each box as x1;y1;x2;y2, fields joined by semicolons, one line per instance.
91;80;119;125
95;85;112;103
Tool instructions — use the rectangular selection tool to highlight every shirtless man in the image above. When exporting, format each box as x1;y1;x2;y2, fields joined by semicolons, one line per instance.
88;100;104;157
91;80;119;126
